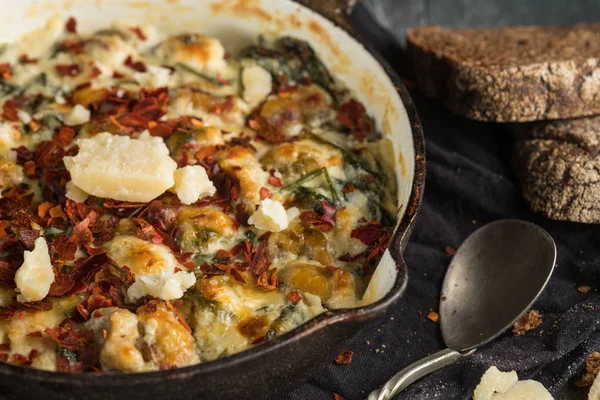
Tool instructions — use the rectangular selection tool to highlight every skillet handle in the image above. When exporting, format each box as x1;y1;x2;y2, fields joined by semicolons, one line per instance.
294;0;359;28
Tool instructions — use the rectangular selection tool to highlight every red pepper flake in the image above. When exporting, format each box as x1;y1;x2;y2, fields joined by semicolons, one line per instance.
89;65;102;79
334;394;345;400
112;71;125;79
57;126;76;146
128;26;147;41
18;54;38;65
0;354;7;362
444;246;456;256
247;114;283;144
230;268;247;284
326;265;339;272
336;99;373;142
335;350;354;365
216;73;230;86
123;56;147;72
0;63;12;80
342;183;355;194
351;222;385;245
22;160;37;178
256;268;278;291
0;344;10;351
287;291;301;302
579;285;592;293
209;97;234;114
259;187;272;200
55;64;82;77
65;17;77;33
2;100;19;122
58;39;85;55
427;311;439;322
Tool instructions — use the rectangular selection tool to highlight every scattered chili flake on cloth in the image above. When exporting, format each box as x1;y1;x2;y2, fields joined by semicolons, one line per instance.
335;350;354;365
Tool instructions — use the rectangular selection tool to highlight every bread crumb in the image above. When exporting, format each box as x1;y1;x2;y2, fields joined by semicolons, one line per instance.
513;310;542;336
576;351;600;387
427;311;439;322
579;285;591;293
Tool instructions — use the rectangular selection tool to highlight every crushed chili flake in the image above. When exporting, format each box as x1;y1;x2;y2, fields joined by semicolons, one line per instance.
287;291;301;302
23;160;37;178
256;268;278;291
259;187;272;200
334;394;345;400
512;309;542;336
57;126;76;146
124;56;147;72
342;184;355;194
444;246;456;256
0;63;12;80
55;64;82;77
2;100;19;122
426;311;439;322
579;285;591;293
19;54;38;65
65;17;77;33
336;99;373;142
230;268;247;284
129;26;147;41
247;113;283;144
335;350;354;365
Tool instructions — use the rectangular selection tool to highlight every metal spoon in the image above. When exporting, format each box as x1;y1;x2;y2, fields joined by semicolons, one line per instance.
368;219;556;400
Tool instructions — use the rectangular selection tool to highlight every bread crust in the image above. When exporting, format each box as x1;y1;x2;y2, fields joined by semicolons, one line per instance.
513;116;600;222
407;25;600;122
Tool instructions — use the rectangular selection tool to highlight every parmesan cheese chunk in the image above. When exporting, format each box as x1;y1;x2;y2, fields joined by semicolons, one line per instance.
473;366;553;400
14;237;54;303
65;181;89;203
133;65;172;88
248;198;299;232
242;65;272;104
64;132;177;202
63;104;91;126
171;165;216;205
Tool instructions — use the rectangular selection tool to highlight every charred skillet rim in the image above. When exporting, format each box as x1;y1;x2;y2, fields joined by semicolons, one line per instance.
0;0;425;385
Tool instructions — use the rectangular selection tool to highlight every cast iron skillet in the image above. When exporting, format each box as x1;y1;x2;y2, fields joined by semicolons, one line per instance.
0;1;425;399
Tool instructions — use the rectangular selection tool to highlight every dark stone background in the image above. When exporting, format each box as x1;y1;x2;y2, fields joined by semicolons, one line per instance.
364;0;600;44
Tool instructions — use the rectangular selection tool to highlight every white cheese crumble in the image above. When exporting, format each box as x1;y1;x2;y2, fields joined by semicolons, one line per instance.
133;65;172;88
242;65;272;104
14;237;54;303
171;165;216;205
64;131;177;202
127;269;196;303
247;198;299;232
473;366;553;400
63;104;91;126
17;109;31;124
106;236;196;303
65;181;89;203
590;368;600;400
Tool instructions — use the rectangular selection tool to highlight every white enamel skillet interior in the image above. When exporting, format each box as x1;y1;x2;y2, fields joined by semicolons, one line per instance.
0;0;421;317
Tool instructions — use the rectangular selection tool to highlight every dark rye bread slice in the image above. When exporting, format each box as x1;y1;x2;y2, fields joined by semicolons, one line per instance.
407;24;600;122
513;116;600;223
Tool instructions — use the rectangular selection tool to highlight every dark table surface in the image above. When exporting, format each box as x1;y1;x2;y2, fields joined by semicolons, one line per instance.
286;3;600;399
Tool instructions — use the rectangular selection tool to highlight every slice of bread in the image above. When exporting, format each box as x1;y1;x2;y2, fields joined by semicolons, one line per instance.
513;116;600;223
407;24;600;122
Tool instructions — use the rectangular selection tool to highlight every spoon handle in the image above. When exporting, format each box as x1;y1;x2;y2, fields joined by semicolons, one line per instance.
367;348;472;400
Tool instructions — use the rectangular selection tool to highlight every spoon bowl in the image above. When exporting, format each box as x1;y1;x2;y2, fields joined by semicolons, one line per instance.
441;219;556;351
369;219;556;400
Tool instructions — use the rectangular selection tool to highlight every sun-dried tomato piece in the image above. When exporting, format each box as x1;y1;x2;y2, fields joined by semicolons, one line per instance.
65;17;77;33
256;268;278;291
335;350;354;365
2;100;18;122
55;64;82;77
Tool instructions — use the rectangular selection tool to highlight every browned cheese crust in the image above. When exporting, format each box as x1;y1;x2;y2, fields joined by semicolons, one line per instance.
513;116;600;223
407;24;600;122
